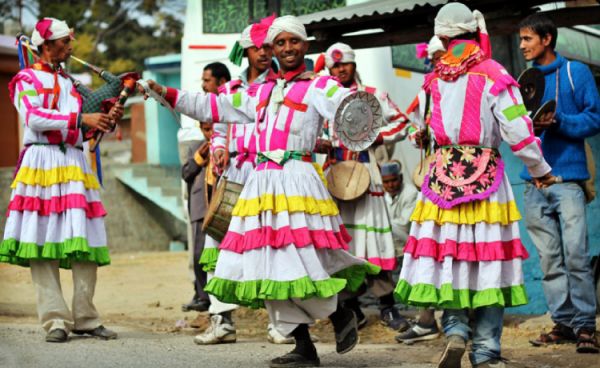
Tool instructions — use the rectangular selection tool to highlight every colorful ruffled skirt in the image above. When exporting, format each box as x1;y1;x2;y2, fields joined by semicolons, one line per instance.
0;145;109;269
394;173;529;309
204;159;380;308
334;161;397;270
199;157;255;272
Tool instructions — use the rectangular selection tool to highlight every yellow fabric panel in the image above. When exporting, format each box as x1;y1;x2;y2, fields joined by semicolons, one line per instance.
233;194;339;217
12;166;100;190
410;199;522;225
312;163;328;187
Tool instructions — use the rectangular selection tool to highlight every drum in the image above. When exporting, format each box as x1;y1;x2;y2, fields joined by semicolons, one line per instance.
326;160;371;201
201;177;243;242
412;154;435;191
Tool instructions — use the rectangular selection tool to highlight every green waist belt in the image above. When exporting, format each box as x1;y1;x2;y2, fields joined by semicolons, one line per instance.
256;150;313;166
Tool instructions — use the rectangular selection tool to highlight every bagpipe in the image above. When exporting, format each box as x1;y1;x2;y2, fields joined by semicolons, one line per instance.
16;33;141;184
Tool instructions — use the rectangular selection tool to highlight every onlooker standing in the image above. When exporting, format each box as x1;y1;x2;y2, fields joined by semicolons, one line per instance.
519;13;600;354
181;62;231;313
181;122;214;315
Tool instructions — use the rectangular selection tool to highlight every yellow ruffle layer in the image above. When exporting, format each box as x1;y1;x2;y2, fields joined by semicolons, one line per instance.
12;166;100;190
233;194;339;217
410;199;521;225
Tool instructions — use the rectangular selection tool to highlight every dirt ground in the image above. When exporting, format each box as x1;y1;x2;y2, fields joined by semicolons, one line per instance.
0;251;598;368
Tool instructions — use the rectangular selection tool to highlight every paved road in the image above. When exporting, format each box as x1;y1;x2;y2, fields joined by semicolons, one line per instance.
0;323;435;368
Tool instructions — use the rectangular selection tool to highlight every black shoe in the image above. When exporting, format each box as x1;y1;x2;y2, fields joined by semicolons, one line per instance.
72;325;117;340
380;306;410;332
45;329;68;343
332;309;359;354
269;352;320;368
182;299;210;312
395;322;440;344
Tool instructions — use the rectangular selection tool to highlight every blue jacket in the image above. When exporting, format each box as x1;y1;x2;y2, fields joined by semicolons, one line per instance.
520;53;600;182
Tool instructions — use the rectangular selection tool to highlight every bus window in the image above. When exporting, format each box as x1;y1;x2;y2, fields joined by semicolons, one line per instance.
391;44;428;73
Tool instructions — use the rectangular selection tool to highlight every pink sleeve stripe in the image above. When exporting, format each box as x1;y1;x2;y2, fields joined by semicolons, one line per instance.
21;97;69;125
164;87;178;108
30;106;70;122
489;74;519;97
506;84;519;105
21;69;43;91
64;113;79;145
68;112;78;130
315;76;335;89
210;93;220;122
510;135;536;152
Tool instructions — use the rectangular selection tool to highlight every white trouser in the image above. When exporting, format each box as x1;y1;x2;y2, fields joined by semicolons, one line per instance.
30;260;101;332
265;295;338;337
207;271;238;315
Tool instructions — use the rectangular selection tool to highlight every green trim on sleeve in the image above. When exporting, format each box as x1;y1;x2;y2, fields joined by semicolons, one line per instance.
326;85;339;98
18;90;37;108
502;104;528;122
232;92;242;108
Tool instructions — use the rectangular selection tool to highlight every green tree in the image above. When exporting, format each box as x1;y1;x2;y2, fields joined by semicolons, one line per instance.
5;0;184;79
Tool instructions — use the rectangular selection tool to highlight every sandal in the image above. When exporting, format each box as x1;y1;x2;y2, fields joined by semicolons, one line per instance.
529;323;577;346
576;329;599;354
332;309;359;354
269;352;320;367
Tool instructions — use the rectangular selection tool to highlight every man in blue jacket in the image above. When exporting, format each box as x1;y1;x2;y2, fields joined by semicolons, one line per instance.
519;13;600;354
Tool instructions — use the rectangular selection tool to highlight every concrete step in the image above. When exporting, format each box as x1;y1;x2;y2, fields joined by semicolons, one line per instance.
112;165;186;223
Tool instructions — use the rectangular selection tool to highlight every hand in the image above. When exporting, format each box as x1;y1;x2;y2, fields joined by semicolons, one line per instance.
213;149;228;170
82;113;113;133
197;142;210;158
315;139;332;153
533;111;555;134
414;129;430;147
533;172;560;189
108;102;124;125
138;79;165;100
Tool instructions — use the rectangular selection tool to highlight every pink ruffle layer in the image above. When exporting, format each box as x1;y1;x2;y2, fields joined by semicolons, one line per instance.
220;225;352;254
403;236;529;262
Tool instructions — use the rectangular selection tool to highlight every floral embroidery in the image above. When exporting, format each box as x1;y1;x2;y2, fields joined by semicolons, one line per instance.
422;146;504;209
459;146;476;162
435;42;486;82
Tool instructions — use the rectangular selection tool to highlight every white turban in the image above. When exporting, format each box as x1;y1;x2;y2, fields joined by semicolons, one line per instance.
31;18;72;47
427;36;445;59
434;2;481;38
265;15;308;45
239;25;254;49
325;42;355;68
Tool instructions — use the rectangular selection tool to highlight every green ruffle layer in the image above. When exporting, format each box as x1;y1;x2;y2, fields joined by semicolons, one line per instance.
394;280;528;309
0;237;111;269
199;248;219;272
205;262;381;309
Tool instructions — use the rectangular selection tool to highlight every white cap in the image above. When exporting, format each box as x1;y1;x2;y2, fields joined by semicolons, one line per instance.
434;2;478;38
265;15;308;44
31;18;72;47
325;42;355;68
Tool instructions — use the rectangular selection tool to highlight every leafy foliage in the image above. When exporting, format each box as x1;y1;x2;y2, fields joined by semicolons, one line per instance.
202;0;346;34
4;0;184;84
